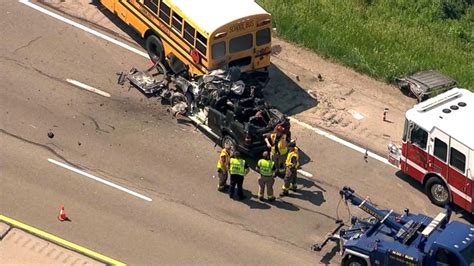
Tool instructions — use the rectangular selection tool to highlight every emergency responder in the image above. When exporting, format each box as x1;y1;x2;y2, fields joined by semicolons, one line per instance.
229;151;249;200
280;141;299;197
216;143;231;192
256;151;276;201
265;124;290;177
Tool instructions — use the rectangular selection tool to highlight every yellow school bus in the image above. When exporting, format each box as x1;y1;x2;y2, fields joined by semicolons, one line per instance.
99;0;272;77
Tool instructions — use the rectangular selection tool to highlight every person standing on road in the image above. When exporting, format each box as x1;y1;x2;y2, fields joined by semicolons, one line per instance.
256;151;276;202
229;151;249;200
280;141;299;197
217;143;231;192
265;124;289;177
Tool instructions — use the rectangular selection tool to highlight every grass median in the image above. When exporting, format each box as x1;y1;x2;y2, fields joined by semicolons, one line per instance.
259;0;473;90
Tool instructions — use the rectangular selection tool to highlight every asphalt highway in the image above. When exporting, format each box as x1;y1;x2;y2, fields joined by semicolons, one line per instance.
0;0;468;264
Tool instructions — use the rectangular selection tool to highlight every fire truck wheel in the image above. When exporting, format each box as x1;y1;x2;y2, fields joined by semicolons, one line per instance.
342;255;367;266
146;35;165;63
425;177;450;206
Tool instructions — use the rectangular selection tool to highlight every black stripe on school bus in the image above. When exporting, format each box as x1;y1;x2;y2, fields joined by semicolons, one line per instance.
119;0;208;74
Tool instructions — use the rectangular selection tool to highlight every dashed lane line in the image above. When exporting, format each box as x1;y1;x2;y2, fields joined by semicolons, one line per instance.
20;0;395;168
66;79;111;98
48;158;153;202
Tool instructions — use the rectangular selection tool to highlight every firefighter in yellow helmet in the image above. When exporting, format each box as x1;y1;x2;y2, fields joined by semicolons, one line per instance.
265;124;290;177
280;141;299;197
256;151;277;201
216;143;231;192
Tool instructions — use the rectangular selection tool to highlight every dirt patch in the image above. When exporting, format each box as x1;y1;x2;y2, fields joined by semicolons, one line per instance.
39;0;416;155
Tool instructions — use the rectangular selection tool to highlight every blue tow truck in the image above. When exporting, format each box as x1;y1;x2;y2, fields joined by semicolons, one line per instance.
313;187;474;266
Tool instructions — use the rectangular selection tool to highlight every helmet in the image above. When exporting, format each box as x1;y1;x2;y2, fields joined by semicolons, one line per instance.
287;141;296;148
262;151;269;159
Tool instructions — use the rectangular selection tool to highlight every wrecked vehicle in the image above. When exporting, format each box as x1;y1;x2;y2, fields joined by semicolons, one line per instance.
395;70;457;102
118;63;289;155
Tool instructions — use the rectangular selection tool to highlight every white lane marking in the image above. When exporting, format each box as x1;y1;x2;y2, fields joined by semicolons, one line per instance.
18;0;149;59
22;0;397;169
48;158;152;202
290;117;396;168
297;169;313;178
66;79;111;98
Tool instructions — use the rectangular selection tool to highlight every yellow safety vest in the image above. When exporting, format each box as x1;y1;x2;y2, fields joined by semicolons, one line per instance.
258;159;274;176
229;158;246;176
216;149;230;171
285;149;299;168
270;133;288;155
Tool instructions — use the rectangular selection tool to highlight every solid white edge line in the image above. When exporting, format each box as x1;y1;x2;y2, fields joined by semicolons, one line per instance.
18;0;149;59
289;117;397;168
48;158;152;202
66;79;111;98
22;0;397;170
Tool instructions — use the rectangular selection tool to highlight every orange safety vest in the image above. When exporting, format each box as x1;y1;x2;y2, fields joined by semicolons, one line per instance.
270;133;288;155
216;149;230;171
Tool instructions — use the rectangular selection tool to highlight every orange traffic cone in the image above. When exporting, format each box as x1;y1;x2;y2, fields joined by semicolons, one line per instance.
57;205;68;221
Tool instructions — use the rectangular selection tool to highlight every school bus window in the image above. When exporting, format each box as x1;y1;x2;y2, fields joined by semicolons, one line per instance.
212;41;226;59
230;34;253;53
196;32;207;55
256;28;270;46
159;2;171;24
183;22;195;46
144;0;158;13
171;12;183;33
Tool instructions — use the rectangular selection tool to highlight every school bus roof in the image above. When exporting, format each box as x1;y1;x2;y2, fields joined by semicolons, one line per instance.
170;0;270;35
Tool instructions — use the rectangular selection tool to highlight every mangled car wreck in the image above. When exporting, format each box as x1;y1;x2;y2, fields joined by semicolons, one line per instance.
118;63;290;155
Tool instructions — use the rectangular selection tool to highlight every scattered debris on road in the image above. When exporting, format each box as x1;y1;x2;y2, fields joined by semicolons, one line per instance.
47;131;54;139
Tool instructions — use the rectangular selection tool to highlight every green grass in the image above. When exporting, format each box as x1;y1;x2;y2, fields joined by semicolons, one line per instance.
258;0;473;90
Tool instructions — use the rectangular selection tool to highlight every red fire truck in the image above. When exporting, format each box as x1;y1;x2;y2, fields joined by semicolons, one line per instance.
388;88;473;213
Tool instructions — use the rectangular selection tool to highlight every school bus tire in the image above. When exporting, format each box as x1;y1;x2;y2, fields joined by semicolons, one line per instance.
145;34;165;63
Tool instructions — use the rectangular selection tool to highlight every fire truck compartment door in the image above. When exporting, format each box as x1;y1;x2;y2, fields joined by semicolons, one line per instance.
448;138;471;211
428;129;450;179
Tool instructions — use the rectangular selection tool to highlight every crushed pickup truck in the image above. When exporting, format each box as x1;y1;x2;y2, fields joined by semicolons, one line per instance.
117;63;290;155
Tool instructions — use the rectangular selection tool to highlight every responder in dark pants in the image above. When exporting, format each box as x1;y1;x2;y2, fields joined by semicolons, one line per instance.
229;151;249;200
265;124;290;177
216;143;231;192
256;151;276;202
280;142;299;197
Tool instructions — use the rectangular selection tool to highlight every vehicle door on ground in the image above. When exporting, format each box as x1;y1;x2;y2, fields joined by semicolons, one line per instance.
427;129;450;180
207;107;225;137
405;122;430;182
448;138;472;211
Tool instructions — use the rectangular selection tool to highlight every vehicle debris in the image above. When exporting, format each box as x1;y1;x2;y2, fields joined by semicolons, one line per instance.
47;131;54;139
395;70;457;102
119;63;289;155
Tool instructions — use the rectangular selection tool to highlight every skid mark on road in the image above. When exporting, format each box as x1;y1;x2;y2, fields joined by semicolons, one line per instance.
19;0;149;58
14;35;42;53
0;129;75;166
